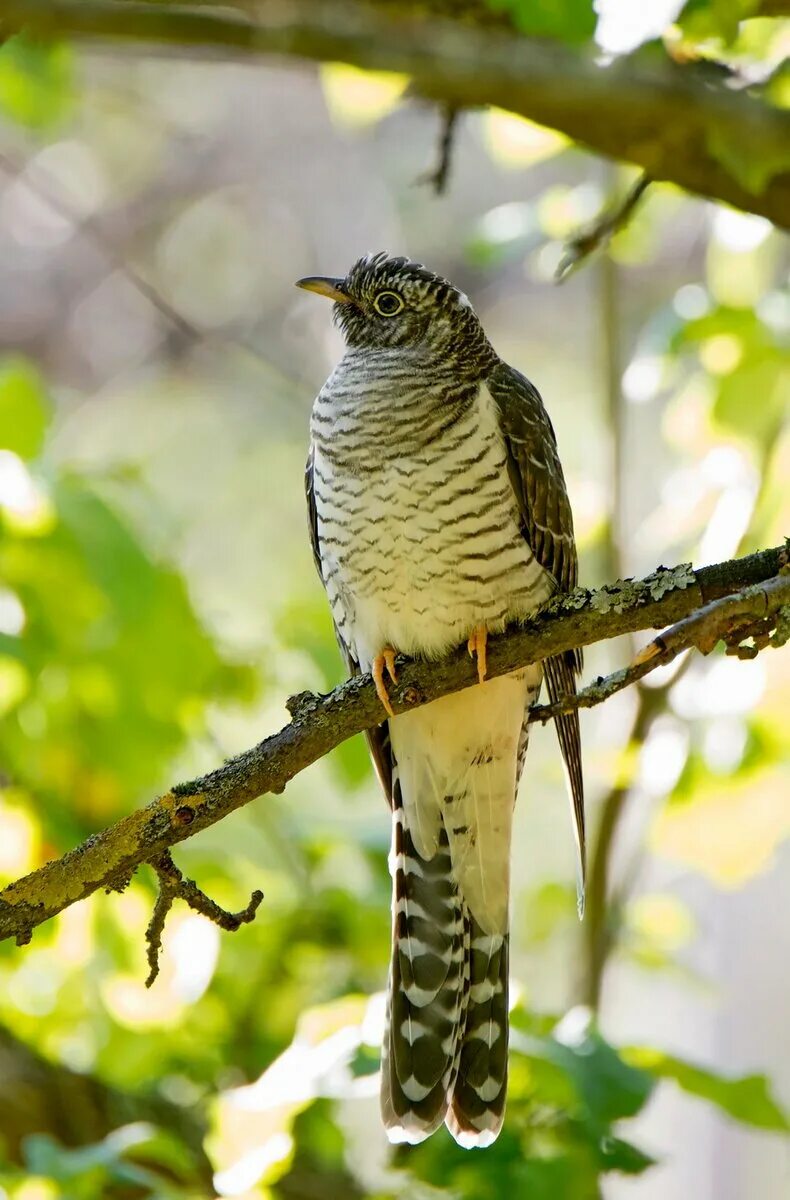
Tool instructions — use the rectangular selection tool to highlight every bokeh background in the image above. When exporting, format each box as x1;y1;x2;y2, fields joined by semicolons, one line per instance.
0;4;789;1198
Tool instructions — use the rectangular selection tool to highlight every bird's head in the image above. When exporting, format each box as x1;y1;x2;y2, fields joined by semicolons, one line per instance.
296;252;493;367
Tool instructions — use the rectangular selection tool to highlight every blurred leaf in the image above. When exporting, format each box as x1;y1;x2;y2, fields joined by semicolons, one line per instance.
518;1022;654;1125
678;0;761;44
765;58;790;108
521;881;577;944
626;1048;790;1131
486;0;597;43
623;893;695;970
598;1134;655;1174
280;1100;367;1199
348;1042;379;1078
0;385;255;840
483;111;569;169
321;64;407;128
466;200;538;267
22;1124;187;1196
0;35;73;130
714;354;788;444
672;305;788;446
653;761;790;887
0;359;51;459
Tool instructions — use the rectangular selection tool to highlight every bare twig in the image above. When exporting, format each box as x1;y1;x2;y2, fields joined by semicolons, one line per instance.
2;1;790;227
416;105;459;194
556;174;651;282
0;544;787;954
145;850;263;986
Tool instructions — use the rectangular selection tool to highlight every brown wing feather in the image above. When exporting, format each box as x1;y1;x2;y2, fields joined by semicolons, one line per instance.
305;448;393;801
487;364;585;906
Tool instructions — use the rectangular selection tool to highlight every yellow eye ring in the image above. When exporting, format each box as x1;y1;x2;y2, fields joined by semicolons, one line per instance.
373;291;404;316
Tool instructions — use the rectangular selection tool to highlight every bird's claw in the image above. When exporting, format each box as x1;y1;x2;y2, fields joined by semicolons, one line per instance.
467;626;488;684
372;648;398;717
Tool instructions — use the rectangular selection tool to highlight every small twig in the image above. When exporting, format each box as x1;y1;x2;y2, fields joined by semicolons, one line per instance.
416;105;459;195
145;850;262;986
1;544;787;951
531;573;790;723
555;173;651;282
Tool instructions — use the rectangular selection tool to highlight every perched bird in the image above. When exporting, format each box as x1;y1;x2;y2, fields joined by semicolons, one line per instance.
299;253;583;1149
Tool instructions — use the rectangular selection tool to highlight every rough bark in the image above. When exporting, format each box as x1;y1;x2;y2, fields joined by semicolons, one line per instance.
3;0;789;228
0;543;787;952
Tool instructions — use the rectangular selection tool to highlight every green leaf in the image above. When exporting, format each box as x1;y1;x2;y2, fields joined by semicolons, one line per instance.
0;34;73;130
672;305;788;448
598;1135;656;1175
349;1042;380;1078
626;1049;790;1130
517;1024;655;1124
0;358;51;459
0;463;255;828
714;355;788;444
677;0;762;43
485;0;597;44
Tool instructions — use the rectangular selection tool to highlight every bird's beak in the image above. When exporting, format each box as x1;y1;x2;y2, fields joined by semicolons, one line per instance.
295;276;354;304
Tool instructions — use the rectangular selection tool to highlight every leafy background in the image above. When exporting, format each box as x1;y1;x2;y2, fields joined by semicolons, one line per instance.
0;1;789;1197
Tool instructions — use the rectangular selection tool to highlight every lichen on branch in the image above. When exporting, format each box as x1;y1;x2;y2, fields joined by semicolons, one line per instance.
0;543;787;963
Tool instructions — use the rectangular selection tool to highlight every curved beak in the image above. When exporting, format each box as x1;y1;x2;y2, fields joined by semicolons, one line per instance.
295;276;354;304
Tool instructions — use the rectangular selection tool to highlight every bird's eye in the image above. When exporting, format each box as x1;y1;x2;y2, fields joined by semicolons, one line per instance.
373;291;404;316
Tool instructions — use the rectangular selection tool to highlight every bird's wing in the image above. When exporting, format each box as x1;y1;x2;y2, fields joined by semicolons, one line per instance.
487;362;585;907
305;447;393;801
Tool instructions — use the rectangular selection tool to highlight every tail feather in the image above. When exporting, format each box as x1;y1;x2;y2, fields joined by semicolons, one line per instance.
381;772;510;1149
381;776;468;1144
446;920;509;1148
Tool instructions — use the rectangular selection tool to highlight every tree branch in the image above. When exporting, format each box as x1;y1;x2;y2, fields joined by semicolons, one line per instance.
144;851;263;986
3;0;790;228
556;173;651;283
416;104;460;195
0;544;787;954
531;572;790;722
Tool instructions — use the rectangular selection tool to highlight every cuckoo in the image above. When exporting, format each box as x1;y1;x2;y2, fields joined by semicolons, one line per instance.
299;253;583;1149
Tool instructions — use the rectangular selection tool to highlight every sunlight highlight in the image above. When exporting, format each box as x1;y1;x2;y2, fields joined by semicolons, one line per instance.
484;110;569;169
321;64;408;127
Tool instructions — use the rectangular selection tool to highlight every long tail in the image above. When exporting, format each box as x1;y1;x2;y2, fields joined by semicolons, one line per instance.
380;771;509;1148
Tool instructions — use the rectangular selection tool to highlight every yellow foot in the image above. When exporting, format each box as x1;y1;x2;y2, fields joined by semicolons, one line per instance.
372;648;398;718
467;626;488;685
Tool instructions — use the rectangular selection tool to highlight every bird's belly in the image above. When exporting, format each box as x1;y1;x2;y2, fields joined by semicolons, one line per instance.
315;439;551;667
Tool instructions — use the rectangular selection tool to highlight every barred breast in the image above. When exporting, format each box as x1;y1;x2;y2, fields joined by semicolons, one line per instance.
310;347;552;669
310;346;552;1147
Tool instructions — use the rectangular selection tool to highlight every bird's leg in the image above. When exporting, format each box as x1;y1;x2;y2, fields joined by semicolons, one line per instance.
372;648;398;718
467;626;488;684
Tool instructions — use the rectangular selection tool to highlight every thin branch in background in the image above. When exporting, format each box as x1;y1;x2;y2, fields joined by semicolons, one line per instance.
0;543;787;957
579;210;630;1013
145;850;263;986
416;105;460;195
0;151;302;395
0;152;198;344
556;173;651;282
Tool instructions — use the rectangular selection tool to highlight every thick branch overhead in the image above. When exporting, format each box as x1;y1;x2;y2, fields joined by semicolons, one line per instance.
3;0;790;228
0;544;787;955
